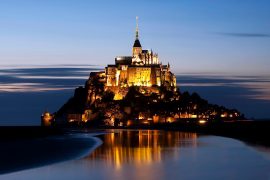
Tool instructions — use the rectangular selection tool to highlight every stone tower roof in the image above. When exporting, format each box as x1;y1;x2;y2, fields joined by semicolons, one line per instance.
133;39;142;47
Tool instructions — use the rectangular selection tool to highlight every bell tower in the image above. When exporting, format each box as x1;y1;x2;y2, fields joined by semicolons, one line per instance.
132;16;142;57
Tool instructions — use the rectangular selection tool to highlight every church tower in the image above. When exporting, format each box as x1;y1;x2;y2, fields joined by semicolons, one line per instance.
132;17;142;58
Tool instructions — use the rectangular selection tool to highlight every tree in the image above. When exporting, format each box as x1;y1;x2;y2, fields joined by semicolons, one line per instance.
102;90;115;103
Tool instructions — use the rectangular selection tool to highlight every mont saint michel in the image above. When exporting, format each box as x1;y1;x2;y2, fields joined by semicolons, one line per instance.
2;1;270;179
43;18;244;127
93;17;176;100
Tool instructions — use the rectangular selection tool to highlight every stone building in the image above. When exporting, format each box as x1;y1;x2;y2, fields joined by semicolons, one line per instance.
88;17;177;100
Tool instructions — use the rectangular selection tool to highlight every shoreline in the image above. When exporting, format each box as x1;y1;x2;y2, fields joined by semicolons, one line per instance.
1;122;270;175
0;127;103;175
103;120;270;147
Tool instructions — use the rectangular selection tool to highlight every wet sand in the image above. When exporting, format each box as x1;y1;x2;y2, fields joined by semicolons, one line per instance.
0;127;102;175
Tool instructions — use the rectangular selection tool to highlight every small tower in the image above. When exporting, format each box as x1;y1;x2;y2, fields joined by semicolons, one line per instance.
132;16;142;57
41;110;54;126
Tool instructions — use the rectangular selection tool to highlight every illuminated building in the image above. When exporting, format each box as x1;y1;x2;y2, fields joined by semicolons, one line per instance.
41;111;54;126
52;18;243;126
88;17;176;100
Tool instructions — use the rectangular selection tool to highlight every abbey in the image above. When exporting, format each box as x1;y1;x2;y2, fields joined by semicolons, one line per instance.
90;17;176;100
107;18;176;88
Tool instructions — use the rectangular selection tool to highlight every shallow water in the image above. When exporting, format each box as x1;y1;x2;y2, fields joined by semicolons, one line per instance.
1;130;270;180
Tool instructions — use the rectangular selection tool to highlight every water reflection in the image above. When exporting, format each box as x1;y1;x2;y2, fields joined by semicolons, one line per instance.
2;131;270;180
85;130;197;169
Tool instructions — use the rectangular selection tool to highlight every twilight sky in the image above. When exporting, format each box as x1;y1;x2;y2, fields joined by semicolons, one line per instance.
0;0;270;125
0;0;270;75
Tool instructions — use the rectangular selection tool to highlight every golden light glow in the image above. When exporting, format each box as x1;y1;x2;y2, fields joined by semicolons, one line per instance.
138;113;145;120
153;114;159;123
199;119;207;124
142;120;149;125
166;117;175;123
86;130;198;170
41;112;53;126
221;114;226;118
127;120;133;126
82;114;88;122
113;93;123;100
191;114;197;118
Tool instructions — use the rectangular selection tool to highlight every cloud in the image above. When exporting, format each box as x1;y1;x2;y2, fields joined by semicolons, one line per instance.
233;81;270;101
177;82;227;87
217;32;270;38
178;73;270;101
0;65;95;92
14;75;89;80
0;83;74;92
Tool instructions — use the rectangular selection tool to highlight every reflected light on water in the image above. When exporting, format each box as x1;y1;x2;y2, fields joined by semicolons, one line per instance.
2;130;270;180
85;130;197;170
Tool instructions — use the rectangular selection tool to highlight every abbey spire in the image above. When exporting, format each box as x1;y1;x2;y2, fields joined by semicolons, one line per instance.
135;16;139;40
133;16;142;57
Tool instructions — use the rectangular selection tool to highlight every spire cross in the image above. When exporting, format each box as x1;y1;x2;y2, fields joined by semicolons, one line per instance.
136;16;139;40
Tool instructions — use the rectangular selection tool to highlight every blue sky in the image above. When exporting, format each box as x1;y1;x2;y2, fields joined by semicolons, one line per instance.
0;0;270;75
